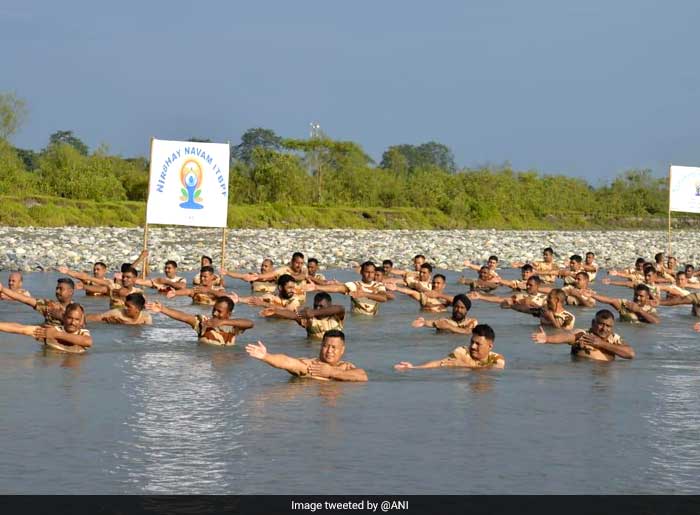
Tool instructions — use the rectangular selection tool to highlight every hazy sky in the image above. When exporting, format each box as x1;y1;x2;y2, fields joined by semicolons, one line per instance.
3;0;699;182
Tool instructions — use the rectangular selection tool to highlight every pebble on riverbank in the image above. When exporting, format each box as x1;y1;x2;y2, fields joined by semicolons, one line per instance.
0;227;696;273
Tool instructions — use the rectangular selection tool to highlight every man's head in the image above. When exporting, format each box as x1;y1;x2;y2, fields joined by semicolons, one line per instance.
633;284;653;306
642;264;656;284
635;257;646;271
382;259;393;273
319;329;346;365
277;274;296;299
8;271;22;290
124;293;146;318
360;261;376;283
685;264;695;276
667;256;678;270
469;324;495;361
526;276;542;294
290;252;305;274
260;258;274;274
93;262;107;279
313;292;333;310
62;303;85;333
431;274;446;292
546;289;566;312
478;266;491;281
122;266;138;288
574;271;590;289
55;278;75;302
413;254;426;271
654;252;665;266
585;252;595;265
307;258;320;276
569;255;583;270
452;294;471;322
164;260;178;278
591;309;615;339
374;269;386;283
487;255;499;270
212;296;235;319
199;266;215;287
418;263;433;283
676;271;688;288
543;247;554;262
521;264;534;280
201;255;213;267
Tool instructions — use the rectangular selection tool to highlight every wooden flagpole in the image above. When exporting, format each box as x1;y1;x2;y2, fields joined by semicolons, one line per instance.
142;137;154;279
219;140;230;286
668;164;673;258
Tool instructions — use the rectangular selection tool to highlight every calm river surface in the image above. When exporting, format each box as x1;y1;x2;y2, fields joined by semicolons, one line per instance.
1;269;699;494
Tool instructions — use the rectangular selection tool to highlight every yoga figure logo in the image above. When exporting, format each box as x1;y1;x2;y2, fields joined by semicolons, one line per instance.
179;159;204;209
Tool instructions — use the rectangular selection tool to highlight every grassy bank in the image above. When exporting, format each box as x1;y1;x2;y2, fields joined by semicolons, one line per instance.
0;195;697;229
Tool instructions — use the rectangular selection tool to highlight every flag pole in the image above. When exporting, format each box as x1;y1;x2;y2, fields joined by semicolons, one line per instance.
219;140;230;286
220;226;227;286
668;165;672;258
142;137;154;279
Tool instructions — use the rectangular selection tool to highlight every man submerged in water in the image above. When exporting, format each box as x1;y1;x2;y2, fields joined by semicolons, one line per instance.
0;277;75;326
59;265;143;309
412;294;478;334
246;329;368;381
166;266;226;305
239;274;306;318
531;309;635;362
311;261;388;316
258;292;345;339
86;293;153;325
511;247;559;284
0;271;31;300
0;302;92;354
591;284;660;324
395;324;504;370
147;296;253;346
391;273;450;312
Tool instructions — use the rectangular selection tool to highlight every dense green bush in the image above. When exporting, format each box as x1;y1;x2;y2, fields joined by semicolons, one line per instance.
0;129;675;228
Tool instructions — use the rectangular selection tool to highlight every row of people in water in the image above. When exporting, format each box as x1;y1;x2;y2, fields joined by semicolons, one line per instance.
1;248;699;380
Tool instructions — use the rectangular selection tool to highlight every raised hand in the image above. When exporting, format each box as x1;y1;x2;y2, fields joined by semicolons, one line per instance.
433;318;452;330
145;301;163;313
308;361;333;378
259;307;277;317
578;332;601;348
33;326;57;340
411;317;426;328
531;326;547;344
246;341;267;360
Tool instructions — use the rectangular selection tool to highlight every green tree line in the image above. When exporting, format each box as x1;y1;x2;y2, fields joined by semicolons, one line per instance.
0;93;671;228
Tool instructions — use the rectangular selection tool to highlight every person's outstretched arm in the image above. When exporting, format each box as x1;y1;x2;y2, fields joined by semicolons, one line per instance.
146;301;197;327
0;283;38;308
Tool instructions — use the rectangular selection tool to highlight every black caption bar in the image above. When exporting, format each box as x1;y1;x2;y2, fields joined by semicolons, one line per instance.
2;496;700;515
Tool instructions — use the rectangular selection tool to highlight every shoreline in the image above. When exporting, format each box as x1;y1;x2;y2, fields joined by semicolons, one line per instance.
1;226;696;272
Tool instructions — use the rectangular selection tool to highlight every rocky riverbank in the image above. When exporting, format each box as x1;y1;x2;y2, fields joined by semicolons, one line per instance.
1;227;697;272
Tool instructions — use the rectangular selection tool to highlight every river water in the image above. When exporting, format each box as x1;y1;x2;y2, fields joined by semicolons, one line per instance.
1;269;699;494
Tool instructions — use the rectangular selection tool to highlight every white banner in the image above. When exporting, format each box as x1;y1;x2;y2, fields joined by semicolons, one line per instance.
669;165;700;214
146;139;230;227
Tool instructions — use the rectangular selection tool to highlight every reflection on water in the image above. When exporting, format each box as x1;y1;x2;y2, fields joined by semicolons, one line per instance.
3;269;700;493
644;361;700;493
115;350;248;494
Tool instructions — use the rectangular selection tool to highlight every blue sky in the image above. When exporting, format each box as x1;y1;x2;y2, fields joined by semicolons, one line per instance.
3;0;699;182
